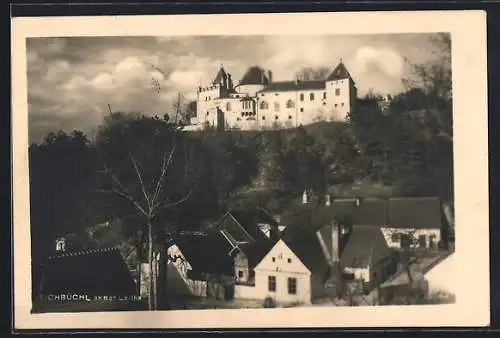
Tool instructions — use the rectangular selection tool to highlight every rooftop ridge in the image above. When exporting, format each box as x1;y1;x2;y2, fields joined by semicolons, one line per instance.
47;246;119;260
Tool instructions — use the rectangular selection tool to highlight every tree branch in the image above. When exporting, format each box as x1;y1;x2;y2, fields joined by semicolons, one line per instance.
151;137;177;206
99;164;149;217
155;183;196;211
129;153;151;208
97;188;149;218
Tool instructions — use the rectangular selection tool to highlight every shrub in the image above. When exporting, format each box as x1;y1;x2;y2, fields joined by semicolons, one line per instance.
263;296;276;308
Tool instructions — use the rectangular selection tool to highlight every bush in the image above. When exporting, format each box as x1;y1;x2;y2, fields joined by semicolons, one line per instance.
263;296;276;308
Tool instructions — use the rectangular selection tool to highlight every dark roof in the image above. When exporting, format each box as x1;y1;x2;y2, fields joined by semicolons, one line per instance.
326;62;354;83
331;198;357;222
280;200;337;241
239;66;269;86
213;67;228;85
339;226;391;269
260;80;326;93
40;247;137;297
222;209;278;243
237;241;274;269
172;231;234;276
352;199;389;226
388;197;443;229
285;234;330;279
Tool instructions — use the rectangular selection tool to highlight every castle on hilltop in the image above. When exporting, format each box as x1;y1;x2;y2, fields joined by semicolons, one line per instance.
186;60;358;131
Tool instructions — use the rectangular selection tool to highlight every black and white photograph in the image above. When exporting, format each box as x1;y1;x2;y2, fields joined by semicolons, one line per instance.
12;11;489;329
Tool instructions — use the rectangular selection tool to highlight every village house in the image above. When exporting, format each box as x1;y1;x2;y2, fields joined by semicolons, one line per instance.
332;196;448;250
166;230;235;300
37;242;137;301
424;252;456;300
339;225;395;291
187;60;358;131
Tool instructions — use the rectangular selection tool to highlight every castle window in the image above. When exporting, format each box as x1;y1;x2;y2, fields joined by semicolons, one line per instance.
238;270;244;278
272;257;276;262
335;88;340;96
241;112;244;117
323;92;326;99
300;93;304;101
288;115;292;120
275;115;279;120
260;101;269;110
341;102;345;107
275;93;279;96
262;116;266;120
226;102;231;111
274;102;280;112
310;93;315;101
323;102;326;105
237;117;241;121
300;108;304;112
335;104;338;107
286;99;295;108
206;111;209;116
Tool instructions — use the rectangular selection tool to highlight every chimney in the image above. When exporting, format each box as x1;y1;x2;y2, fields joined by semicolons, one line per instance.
302;189;309;204
258;223;272;239
268;70;273;84
55;237;66;252
325;194;331;206
355;196;362;207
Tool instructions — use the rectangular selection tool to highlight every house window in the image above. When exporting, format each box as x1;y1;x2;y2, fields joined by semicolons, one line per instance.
300;93;304;101
300;108;304;112
310;93;315;101
226;102;231;111
262;116;266;120
260;101;269;109
323;92;326;99
274;102;280;112
275;93;279;96
335;88;340;96
323;102;326;105
287;277;297;295
335;104;338;107
241;112;244;117
286;99;295;108
288;115;292;120
287;258;292;263
238;270;244;278
272;257;276;262
391;233;400;242
268;276;276;292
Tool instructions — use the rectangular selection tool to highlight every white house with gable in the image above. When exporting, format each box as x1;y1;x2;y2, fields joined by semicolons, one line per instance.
253;239;312;305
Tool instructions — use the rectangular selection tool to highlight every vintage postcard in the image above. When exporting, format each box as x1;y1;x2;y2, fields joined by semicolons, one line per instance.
12;10;489;329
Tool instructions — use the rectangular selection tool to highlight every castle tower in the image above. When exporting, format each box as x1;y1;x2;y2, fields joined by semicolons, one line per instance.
325;59;358;121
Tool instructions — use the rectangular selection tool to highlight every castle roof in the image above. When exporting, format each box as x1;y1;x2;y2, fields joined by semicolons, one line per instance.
213;66;228;85
260;80;326;93
239;66;269;86
326;62;355;83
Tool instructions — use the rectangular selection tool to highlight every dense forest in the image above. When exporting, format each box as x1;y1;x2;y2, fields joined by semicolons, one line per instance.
28;34;452;308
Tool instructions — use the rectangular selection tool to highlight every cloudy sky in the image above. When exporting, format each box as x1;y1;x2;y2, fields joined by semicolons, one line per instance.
27;33;445;143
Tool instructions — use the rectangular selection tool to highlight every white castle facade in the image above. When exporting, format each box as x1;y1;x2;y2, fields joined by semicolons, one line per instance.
187;60;358;131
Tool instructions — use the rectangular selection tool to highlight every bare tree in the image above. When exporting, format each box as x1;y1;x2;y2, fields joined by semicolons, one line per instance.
95;78;204;309
295;66;331;81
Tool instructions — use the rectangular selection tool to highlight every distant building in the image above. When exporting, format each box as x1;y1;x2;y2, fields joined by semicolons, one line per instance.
189;60;358;131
